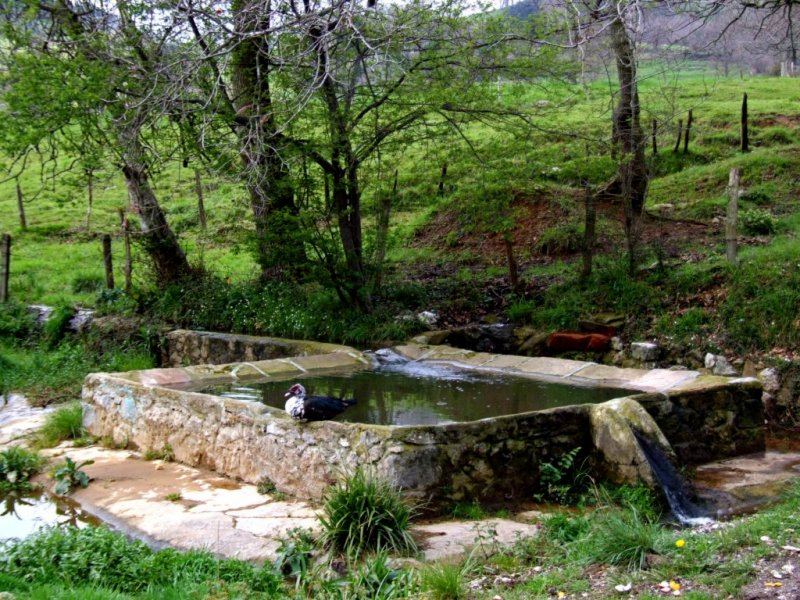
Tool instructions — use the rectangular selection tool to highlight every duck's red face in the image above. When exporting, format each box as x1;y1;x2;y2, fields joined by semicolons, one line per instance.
285;383;305;398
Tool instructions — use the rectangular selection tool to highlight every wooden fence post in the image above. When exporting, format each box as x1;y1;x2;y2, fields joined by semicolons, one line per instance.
102;234;114;290
651;118;658;155
195;169;207;231
16;181;27;231
86;170;94;230
741;93;749;153
726;168;740;264
0;234;10;303
683;110;693;153
673;119;683;153
118;209;132;293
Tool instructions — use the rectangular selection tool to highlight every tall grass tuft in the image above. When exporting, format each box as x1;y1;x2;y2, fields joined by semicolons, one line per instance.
36;402;85;448
419;562;467;600
319;467;417;560
584;507;665;571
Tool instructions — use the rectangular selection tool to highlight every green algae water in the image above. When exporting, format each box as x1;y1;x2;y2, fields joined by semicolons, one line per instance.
196;360;630;426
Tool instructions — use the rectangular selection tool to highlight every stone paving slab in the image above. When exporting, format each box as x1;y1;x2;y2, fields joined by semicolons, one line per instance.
479;355;531;370
414;519;540;561
516;356;592;378
33;442;540;564
571;363;651;384
629;369;699;391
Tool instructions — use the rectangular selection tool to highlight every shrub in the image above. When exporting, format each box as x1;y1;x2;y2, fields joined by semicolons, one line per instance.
348;551;417;599
534;447;590;504
36;402;85;448
52;457;94;495
739;208;777;235
319;467;417;559
0;447;46;492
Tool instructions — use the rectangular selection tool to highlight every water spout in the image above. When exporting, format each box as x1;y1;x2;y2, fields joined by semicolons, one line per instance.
632;429;713;526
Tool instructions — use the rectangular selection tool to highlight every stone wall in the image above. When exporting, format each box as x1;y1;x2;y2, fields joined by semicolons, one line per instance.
165;330;356;367
635;377;765;465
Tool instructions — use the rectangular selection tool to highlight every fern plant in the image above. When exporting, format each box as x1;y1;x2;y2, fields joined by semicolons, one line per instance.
535;447;589;505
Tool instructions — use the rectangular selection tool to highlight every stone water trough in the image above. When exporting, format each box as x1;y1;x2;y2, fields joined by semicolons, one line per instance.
81;330;764;505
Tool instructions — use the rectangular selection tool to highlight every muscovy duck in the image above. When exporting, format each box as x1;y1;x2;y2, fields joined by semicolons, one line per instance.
283;383;357;421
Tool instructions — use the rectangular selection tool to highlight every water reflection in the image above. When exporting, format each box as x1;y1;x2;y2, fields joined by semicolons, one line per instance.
0;488;99;542
199;364;629;426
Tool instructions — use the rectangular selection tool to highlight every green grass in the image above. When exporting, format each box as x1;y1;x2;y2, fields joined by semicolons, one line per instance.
0;339;154;406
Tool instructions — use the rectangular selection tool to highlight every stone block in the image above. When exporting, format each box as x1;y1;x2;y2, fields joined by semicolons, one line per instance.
631;341;660;362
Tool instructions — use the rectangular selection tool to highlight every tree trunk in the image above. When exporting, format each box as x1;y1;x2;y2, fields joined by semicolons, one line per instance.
610;18;648;217
231;0;305;280
16;181;26;231
0;234;9;303
120;132;192;284
610;17;647;272
372;170;396;292
102;234;114;290
673;119;683;153
581;184;596;281
86;170;94;230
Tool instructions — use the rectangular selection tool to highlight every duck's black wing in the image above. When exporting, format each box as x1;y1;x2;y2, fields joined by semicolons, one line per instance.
303;396;357;421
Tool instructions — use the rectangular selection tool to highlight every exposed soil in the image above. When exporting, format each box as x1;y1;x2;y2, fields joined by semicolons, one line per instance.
413;193;713;270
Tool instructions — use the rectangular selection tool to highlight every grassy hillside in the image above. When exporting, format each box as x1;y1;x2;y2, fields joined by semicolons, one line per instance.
1;68;799;355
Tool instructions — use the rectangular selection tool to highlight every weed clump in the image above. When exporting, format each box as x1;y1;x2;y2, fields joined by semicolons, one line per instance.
320;467;417;559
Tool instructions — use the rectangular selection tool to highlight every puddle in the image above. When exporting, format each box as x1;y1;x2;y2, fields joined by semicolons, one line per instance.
0;488;100;543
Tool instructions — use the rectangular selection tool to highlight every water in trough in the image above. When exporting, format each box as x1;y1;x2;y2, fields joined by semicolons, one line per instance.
192;358;631;426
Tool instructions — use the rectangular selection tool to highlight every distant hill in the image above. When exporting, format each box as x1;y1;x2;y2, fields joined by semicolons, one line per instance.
499;0;541;21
